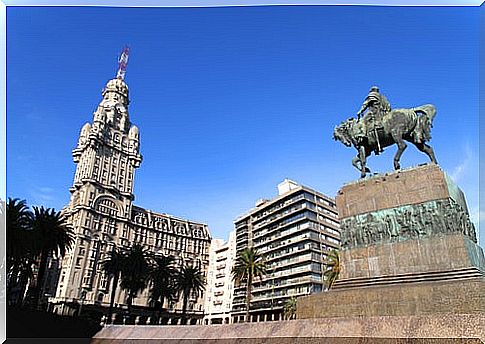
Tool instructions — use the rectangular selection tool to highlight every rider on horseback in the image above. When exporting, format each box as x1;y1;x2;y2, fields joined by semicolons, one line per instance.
356;86;391;154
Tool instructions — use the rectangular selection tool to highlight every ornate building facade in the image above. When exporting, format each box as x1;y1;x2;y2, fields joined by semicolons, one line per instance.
49;72;211;324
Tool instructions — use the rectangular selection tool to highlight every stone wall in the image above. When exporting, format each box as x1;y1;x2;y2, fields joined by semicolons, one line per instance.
339;233;484;281
297;278;485;319
92;314;484;344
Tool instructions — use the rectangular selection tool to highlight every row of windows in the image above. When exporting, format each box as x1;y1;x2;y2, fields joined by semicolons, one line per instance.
92;149;133;191
253;193;308;221
253;284;322;300
253;273;321;292
253;202;310;231
254;221;312;245
265;251;322;272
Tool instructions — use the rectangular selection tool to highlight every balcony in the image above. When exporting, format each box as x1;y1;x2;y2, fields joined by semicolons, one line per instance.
253;203;306;231
254;214;316;247
252;275;318;292
252;194;306;225
253;223;312;248
265;253;315;271
236;236;248;245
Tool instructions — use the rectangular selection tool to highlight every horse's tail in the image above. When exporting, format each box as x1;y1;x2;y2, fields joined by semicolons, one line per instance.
412;104;436;143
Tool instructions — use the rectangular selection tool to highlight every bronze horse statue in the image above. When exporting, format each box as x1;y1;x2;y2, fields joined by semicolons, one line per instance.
333;104;438;178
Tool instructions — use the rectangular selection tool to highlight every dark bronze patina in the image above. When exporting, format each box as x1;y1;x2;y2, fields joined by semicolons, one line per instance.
333;87;438;177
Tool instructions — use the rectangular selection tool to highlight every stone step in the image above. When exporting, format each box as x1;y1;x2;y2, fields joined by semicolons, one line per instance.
333;267;485;289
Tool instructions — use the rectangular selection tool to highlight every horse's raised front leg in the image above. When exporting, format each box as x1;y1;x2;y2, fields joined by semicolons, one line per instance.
391;131;407;170
413;142;438;165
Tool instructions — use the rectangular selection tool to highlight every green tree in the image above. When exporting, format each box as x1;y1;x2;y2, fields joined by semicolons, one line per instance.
6;198;34;305
31;206;74;308
323;249;340;290
283;296;297;320
6;198;33;263
119;244;150;312
231;247;267;323
101;248;126;323
148;255;178;321
175;265;205;325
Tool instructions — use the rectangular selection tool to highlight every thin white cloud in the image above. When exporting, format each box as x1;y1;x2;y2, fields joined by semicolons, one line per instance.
450;144;473;183
38;186;54;193
469;206;485;224
31;186;56;206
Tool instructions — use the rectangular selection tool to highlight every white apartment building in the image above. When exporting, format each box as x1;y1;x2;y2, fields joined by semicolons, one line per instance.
232;179;340;323
203;230;236;325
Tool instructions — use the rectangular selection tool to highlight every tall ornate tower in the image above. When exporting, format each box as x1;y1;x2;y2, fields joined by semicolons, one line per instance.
51;49;211;324
53;48;143;308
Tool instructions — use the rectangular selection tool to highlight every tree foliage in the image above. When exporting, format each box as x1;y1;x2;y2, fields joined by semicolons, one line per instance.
231;247;266;322
148;255;178;313
175;265;205;324
283;296;297;320
30;206;74;307
323;249;340;290
101;248;126;322
119;244;151;310
6;198;73;308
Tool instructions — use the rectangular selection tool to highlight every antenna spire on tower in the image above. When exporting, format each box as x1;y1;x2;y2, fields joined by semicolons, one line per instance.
116;46;130;80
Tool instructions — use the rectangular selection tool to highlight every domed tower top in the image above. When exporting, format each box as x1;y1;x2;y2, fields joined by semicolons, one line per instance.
103;78;129;99
101;46;131;106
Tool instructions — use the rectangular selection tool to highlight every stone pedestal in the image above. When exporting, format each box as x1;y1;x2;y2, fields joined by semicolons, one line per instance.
337;164;477;251
297;164;485;321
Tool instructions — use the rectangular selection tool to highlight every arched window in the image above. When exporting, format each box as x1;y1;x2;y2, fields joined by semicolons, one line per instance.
96;198;119;217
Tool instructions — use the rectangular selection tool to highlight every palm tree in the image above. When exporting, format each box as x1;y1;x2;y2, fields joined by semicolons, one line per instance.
10;258;35;307
31;206;74;308
148;255;178;321
6;198;34;305
6;198;33;262
231;247;267;323
119;244;150;312
175;265;205;325
323;249;340;290
101;248;126;323
283;296;297;320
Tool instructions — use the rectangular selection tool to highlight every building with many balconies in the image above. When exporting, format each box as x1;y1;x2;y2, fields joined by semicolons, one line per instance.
203;230;236;325
232;179;340;323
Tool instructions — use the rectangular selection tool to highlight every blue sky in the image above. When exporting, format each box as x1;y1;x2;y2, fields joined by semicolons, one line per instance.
7;5;481;246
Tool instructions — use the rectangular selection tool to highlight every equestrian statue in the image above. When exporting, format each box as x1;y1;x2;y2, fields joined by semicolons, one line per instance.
333;86;438;178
